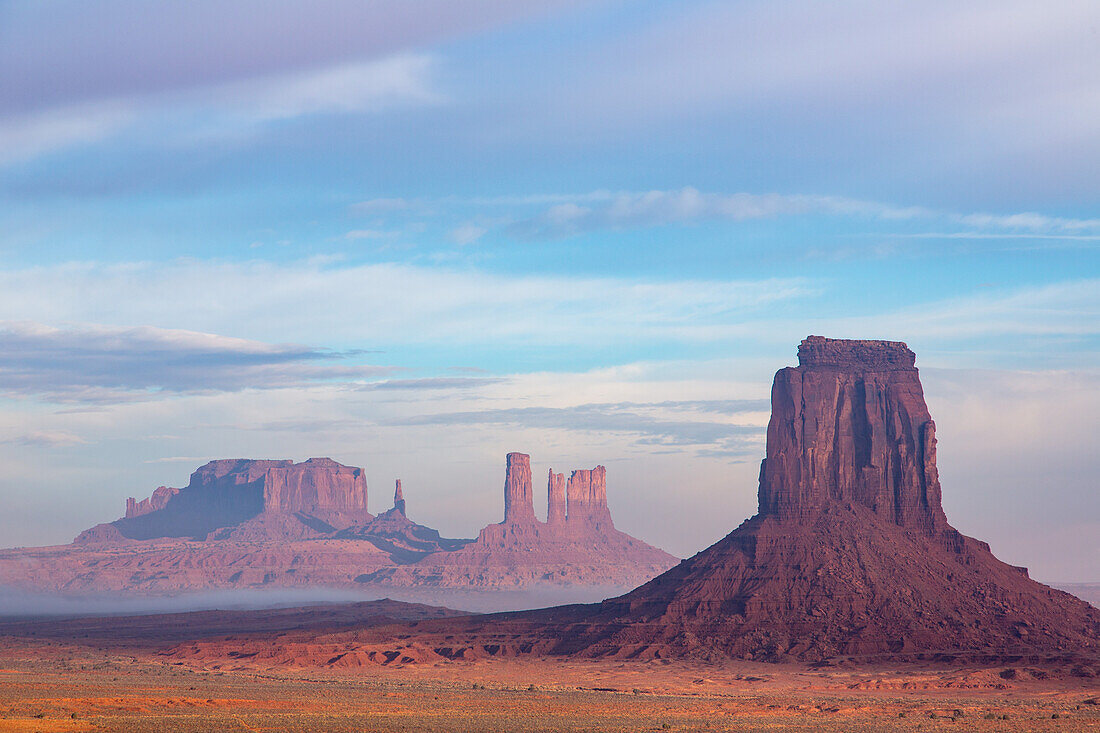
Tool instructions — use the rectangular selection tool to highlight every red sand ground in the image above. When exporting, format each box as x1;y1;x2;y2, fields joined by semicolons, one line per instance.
1;601;1098;732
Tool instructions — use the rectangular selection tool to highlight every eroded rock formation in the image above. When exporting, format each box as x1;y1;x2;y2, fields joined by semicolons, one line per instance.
566;466;612;529
349;454;677;591
502;452;535;524
76;458;372;543
759;336;945;532
393;480;406;517
546;470;566;526
503;336;1100;662
4;450;675;601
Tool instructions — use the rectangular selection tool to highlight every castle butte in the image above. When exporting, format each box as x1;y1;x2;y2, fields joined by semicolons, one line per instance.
0;452;675;608
359;454;673;589
347;336;1100;665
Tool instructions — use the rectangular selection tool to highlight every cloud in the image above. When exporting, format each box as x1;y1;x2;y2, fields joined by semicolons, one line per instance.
0;430;88;448
0;0;578;117
819;279;1100;345
502;187;1100;240
344;229;400;240
0;321;392;403
448;223;488;245
362;377;508;391
0;0;595;163
351;197;420;214
205;54;441;124
0;54;441;163
0;260;813;349
0;103;137;165
387;400;767;455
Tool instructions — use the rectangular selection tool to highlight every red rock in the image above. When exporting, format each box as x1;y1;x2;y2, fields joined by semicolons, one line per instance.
759;336;945;533
546;470;566;525
566;466;612;528
10;451;676;601
364;454;677;592
76;457;372;543
502;452;535;524
125;486;179;518
510;336;1100;662
393;479;406;517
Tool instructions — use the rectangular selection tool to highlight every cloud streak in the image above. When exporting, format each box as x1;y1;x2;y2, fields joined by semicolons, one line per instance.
0;321;391;403
0;54;441;164
387;400;767;456
500;187;1100;240
0;261;814;349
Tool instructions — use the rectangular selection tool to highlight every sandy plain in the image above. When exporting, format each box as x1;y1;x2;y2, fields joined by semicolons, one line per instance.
1;630;1098;732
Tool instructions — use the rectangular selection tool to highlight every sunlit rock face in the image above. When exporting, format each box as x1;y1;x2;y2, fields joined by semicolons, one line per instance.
519;336;1100;663
759;336;946;534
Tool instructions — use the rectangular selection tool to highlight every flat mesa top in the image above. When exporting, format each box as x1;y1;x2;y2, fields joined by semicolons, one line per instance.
797;335;916;370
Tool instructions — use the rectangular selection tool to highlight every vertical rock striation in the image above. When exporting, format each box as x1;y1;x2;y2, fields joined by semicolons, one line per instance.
566;466;612;528
393;480;406;517
758;336;946;534
77;458;372;542
503;452;535;524
125;486;180;518
547;470;566;526
534;336;1100;662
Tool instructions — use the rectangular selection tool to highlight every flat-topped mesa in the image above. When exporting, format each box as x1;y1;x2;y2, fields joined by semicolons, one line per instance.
758;336;947;534
79;458;372;543
547;470;566;525
567;466;613;528
259;458;369;515
797;334;916;370
502;452;536;524
393;480;406;517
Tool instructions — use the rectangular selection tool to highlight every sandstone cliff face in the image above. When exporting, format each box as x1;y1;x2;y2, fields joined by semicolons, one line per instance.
371;454;676;591
76;458;371;543
393;480;406;517
502;452;535;524
505;336;1100;663
546;470;566;525
37;449;676;598
260;457;369;515
758;336;946;534
566;466;612;528
125;486;179;518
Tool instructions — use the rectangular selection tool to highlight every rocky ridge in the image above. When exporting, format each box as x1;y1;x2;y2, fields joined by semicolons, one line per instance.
527;336;1100;662
370;336;1100;664
1;452;676;602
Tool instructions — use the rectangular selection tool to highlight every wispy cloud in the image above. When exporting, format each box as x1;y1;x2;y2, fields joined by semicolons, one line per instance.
448;223;488;245
349;187;1100;245
0;321;392;403
387;400;767;455
361;377;507;391
500;187;1100;240
0;54;441;163
0;430;88;448
0;261;814;348
0;0;585;162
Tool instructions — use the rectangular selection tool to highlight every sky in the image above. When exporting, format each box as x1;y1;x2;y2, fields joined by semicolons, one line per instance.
0;0;1097;582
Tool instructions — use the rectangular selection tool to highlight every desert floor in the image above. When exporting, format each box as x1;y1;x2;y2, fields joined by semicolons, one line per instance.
1;636;1098;732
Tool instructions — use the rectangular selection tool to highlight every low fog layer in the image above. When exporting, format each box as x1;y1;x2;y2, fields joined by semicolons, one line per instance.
0;584;636;619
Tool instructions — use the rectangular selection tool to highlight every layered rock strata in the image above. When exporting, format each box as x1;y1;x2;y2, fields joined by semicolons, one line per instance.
505;336;1100;662
546;471;566;526
356;455;676;590
502;452;535;524
566;467;612;529
76;458;372;543
2;451;675;600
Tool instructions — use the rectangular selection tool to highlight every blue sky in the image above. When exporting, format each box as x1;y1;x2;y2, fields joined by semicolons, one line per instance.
0;0;1097;580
